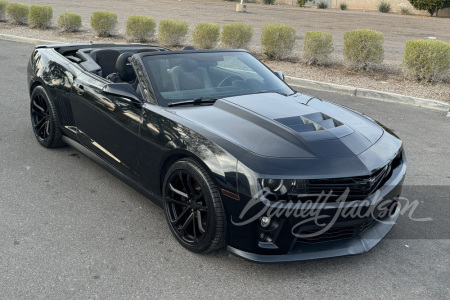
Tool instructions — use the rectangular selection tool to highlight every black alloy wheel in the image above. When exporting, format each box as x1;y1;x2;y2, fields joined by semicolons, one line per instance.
163;158;225;253
30;86;64;148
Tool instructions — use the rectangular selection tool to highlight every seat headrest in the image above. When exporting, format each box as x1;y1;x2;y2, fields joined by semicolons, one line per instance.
180;59;198;73
116;52;136;82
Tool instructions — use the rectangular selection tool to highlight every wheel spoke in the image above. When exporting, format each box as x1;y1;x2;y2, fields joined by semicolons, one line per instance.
45;120;50;136
34;117;46;129
178;171;188;193
186;174;196;196
37;120;49;135
32;109;45;117
33;100;45;112
192;212;198;243
197;211;206;233
194;191;204;201
197;205;208;212
180;212;194;235
172;206;190;225
166;196;189;207
169;183;188;199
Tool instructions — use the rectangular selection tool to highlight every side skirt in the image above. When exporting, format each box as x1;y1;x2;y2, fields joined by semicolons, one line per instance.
62;135;164;208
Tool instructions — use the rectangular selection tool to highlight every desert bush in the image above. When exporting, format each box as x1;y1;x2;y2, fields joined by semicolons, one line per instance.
158;19;189;46
192;23;220;49
221;22;253;49
400;7;411;14
263;0;275;4
57;13;82;32
340;2;347;10
303;31;334;65
126;15;156;42
343;29;384;70
90;11;117;37
6;3;28;24
0;0;8;22
317;1;328;9
378;1;391;13
261;24;296;60
28;5;52;28
297;0;309;6
402;39;450;82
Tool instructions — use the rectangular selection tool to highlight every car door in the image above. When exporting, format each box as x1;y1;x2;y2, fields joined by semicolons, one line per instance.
70;72;142;178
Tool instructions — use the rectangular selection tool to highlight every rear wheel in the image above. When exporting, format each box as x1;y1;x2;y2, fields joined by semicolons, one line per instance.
30;86;64;148
163;158;225;253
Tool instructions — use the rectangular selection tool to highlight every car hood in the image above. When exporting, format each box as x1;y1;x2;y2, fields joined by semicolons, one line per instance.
168;93;384;158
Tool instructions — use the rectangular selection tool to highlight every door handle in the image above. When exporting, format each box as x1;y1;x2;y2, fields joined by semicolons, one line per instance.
74;84;85;95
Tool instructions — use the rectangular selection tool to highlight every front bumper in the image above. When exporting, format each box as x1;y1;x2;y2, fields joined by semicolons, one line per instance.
228;205;400;263
226;152;406;263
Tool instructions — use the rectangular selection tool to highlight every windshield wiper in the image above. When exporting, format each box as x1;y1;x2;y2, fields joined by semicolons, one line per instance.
167;97;218;107
250;91;296;97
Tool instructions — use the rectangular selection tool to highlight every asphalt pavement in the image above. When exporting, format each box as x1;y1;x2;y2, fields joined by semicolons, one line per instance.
0;40;449;299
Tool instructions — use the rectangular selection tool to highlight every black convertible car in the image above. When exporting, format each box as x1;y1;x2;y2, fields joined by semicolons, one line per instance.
27;43;406;263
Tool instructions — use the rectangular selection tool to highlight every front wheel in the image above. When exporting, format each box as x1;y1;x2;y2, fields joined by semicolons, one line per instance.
30;86;64;148
163;158;225;253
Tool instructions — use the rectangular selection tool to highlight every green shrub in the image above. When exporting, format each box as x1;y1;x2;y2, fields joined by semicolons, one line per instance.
317;1;328;9
400;7;411;15
0;0;8;22
6;3;28;24
90;11;117;37
343;29;384;70
378;1;391;13
28;5;52;28
261;24;296;60
221;22;253;49
158;19;189;46
57;13;82;32
297;0;309;6
263;0;275;4
192;23;220;49
126;15;156;42
303;31;334;65
402;40;450;82
340;2;347;10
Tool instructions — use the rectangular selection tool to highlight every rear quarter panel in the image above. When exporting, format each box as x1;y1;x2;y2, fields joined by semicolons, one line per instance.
28;48;79;137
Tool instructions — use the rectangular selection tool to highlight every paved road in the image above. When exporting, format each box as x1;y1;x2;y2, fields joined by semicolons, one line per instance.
0;40;449;299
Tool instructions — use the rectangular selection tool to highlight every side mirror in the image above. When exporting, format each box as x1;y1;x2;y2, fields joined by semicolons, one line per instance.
102;83;142;103
274;71;285;81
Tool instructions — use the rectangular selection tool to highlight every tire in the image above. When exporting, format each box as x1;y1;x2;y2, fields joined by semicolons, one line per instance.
30;86;65;148
163;158;226;253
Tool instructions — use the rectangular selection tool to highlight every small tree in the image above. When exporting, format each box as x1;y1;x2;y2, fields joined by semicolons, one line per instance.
408;0;450;16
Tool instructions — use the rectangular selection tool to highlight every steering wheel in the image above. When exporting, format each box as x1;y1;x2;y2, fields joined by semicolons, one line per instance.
218;75;243;87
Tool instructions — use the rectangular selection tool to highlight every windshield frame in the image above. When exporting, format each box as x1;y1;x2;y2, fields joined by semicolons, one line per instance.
135;49;295;107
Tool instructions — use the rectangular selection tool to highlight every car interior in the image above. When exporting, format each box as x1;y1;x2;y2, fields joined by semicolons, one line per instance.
57;44;279;104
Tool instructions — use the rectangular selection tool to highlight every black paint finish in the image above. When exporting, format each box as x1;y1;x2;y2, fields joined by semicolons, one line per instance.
27;44;406;263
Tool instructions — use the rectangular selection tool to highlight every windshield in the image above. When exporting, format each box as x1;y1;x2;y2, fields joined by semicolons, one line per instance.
142;51;294;106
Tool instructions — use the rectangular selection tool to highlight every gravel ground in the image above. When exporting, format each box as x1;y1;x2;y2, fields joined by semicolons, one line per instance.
1;0;449;102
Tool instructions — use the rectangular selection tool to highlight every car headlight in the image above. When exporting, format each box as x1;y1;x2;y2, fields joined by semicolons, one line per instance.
260;179;307;195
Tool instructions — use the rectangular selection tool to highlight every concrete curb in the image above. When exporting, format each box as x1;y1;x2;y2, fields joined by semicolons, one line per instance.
1;33;449;112
0;33;58;45
285;76;450;112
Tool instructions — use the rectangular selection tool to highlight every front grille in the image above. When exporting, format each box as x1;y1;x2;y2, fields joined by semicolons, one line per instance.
297;219;377;244
306;162;392;201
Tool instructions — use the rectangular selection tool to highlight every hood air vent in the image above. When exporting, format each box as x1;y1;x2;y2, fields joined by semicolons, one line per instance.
275;113;343;133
